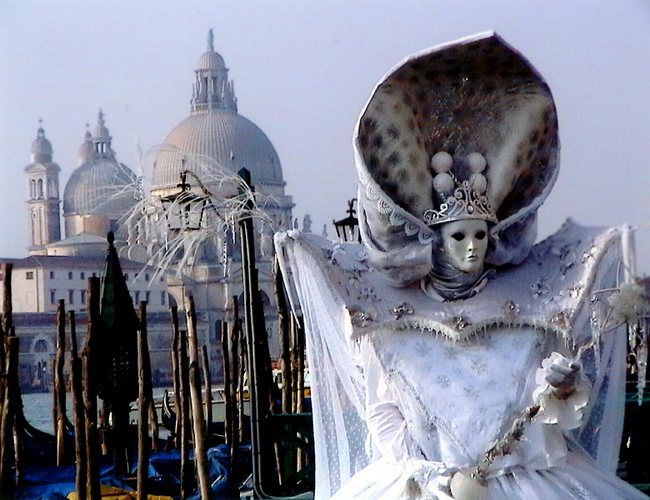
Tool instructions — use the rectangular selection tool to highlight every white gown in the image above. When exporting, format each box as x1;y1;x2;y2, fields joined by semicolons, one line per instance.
276;222;648;499
335;329;643;499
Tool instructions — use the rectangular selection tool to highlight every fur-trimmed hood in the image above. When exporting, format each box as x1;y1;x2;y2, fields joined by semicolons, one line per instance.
355;33;560;285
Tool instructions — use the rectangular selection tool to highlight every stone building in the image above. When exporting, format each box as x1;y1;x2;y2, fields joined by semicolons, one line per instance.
5;30;293;389
125;29;293;367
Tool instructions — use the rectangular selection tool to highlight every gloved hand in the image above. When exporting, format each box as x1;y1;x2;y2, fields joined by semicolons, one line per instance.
544;357;581;399
533;352;591;430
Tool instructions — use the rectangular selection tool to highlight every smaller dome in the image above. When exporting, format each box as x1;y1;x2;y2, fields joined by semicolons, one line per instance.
31;127;53;163
63;157;138;217
197;50;226;71
197;29;225;71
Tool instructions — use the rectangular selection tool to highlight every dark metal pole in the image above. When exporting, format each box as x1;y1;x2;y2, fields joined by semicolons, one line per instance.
237;168;276;497
175;309;193;499
137;302;149;500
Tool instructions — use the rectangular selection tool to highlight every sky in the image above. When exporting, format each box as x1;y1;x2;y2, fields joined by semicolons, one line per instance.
1;0;649;274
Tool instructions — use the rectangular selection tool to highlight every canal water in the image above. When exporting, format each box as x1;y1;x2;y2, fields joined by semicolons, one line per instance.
22;391;71;433
21;388;228;434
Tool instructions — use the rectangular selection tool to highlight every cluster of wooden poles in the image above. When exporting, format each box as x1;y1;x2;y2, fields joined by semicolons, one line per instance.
0;169;311;498
0;273;309;500
0;263;158;499
167;296;221;500
0;259;234;499
47;277;166;500
163;255;309;499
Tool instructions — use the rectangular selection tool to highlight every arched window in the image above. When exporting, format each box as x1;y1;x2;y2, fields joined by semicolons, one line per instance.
48;179;57;199
34;339;49;353
30;179;36;199
37;179;44;199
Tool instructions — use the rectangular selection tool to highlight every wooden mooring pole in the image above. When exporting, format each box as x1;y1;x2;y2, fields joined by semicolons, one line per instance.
0;262;11;496
139;302;158;452
0;263;22;497
229;298;240;482
170;307;181;448
0;335;18;497
70;311;87;500
185;296;210;500
171;305;193;498
274;258;292;415
54;299;67;466
201;344;212;431
0;265;7;410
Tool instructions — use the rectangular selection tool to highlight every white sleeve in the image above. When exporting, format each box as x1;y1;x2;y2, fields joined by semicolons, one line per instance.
363;343;426;463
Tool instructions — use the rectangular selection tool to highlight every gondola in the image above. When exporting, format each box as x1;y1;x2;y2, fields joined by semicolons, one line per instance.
18;412;76;465
161;389;176;433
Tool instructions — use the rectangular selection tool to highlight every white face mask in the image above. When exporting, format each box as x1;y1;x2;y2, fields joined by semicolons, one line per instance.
440;219;488;274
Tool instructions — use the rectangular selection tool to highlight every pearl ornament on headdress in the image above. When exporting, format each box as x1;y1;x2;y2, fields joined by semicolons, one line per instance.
468;152;488;194
467;152;486;172
424;150;497;226
431;151;453;172
431;151;455;193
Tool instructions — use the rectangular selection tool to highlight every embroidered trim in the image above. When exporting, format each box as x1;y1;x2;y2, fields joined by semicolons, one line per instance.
361;315;576;346
362;178;435;246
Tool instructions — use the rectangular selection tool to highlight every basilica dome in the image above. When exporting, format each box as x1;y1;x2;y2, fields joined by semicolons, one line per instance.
152;111;283;191
151;30;285;196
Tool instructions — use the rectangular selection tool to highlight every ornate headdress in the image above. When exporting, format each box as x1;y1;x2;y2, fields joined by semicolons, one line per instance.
423;151;497;225
354;33;560;285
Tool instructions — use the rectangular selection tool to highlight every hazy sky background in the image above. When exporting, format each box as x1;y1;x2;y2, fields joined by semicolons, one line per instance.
1;1;649;273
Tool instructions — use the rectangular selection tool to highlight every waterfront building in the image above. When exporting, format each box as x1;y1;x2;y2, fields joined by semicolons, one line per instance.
3;31;293;390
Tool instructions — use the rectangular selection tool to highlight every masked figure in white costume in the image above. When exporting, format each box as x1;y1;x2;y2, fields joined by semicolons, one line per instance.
276;33;647;499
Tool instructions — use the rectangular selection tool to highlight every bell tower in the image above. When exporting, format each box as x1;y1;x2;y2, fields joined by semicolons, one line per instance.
25;121;62;255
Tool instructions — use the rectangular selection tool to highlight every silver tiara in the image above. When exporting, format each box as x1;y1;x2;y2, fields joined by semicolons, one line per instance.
423;151;497;226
